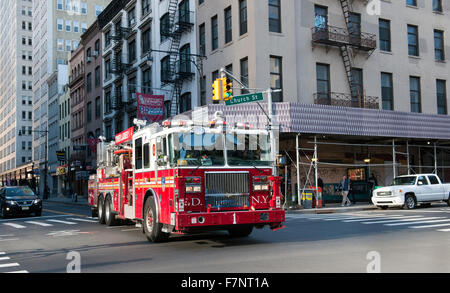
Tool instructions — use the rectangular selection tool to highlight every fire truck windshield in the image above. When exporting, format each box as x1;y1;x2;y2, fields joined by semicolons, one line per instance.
170;133;225;166
226;134;272;166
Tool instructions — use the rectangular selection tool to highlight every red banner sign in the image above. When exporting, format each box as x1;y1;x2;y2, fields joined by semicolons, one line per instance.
137;93;164;123
115;127;134;145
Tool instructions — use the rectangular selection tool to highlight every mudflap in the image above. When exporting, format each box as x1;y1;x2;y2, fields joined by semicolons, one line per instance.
270;223;285;231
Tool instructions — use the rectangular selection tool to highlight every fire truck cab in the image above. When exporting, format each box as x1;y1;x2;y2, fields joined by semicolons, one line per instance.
89;115;285;242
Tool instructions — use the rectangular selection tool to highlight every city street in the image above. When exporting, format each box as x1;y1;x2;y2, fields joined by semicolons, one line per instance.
1;201;449;273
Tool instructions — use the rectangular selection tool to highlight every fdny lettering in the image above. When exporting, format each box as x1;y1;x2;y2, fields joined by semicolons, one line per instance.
185;198;201;207
181;277;215;291
251;195;270;204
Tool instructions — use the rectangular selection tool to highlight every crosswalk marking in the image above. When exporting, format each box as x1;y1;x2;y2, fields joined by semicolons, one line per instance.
343;216;421;223
67;218;98;223
26;221;54;227
437;228;450;232
0;257;11;261
3;223;26;229
410;223;450;229
46;219;77;225
361;217;443;225
385;219;450;227
5;270;29;273
0;263;19;268
0;252;5;255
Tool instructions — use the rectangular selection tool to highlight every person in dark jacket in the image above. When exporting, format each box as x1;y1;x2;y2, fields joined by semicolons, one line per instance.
338;175;352;207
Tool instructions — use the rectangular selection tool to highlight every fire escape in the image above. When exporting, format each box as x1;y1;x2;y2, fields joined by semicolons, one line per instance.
161;0;197;117
312;0;378;109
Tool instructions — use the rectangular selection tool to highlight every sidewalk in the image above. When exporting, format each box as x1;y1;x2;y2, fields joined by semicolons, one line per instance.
285;202;378;214
43;195;89;207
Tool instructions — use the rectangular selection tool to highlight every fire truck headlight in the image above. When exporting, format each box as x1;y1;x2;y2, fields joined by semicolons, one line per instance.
261;184;269;191
254;185;261;191
185;186;193;193
193;186;201;193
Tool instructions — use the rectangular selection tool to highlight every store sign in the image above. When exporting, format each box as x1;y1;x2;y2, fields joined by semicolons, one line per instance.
56;165;67;176
56;151;66;161
136;93;164;123
115;127;134;145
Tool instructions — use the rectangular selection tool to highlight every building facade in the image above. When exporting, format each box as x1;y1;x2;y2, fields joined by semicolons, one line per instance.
32;0;112;196
196;0;450;202
98;0;200;141
0;0;34;186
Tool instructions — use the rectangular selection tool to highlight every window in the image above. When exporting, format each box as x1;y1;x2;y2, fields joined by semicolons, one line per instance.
407;25;419;56
269;0;281;33
142;27;151;54
437;80;447;115
410;76;421;113
240;57;249;94
135;138;143;170
74;21;79;33
406;0;417;6
128;76;137;102
81;22;87;33
66;40;72;51
95;66;101;86
239;0;248;35
316;63;330;104
57;39;64;51
160;13;170;42
199;23;206;56
105;90;111;114
95;97;101;118
105;59;111;80
379;19;391;52
200;76;206;106
142;0;151;15
128;7;136;27
381;73;394;110
224;6;232;44
86;73;92;92
143;143;150;169
433;0;443;12
128;39;136;63
66;20;71;32
179;44;191;74
57;19;63;31
57;0;63;10
164;101;171;118
428;175;440;185
270;56;283;102
161;56;170;82
105;30;111;47
96;5;103;17
142;68;151;94
315;5;328;30
81;2;87;14
434;30;445;61
180;92;192;113
179;0;190;23
211;15;218;51
87;102;92;122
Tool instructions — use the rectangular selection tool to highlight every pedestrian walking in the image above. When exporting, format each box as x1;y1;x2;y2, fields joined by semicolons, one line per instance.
338;175;352;207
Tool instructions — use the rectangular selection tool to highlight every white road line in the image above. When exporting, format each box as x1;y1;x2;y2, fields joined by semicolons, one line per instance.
25;221;54;227
0;257;11;261
67;218;98;223
0;239;19;242
410;223;450;229
0;263;19;268
437;228;450;232
6;270;29;273
362;217;443;225
0;252;5;255
323;215;395;222
0;215;68;222
3;223;26;229
343;216;421;223
385;219;450;227
46;219;77;225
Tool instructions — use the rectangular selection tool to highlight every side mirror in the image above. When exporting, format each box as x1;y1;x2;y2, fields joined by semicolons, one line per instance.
417;181;423;186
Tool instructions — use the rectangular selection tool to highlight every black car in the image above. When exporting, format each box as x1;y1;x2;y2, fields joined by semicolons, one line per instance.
0;186;42;219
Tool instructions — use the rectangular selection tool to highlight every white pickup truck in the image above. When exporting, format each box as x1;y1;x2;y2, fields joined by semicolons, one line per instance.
372;174;450;210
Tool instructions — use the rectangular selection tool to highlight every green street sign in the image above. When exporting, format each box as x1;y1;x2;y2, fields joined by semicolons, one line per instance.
225;92;264;106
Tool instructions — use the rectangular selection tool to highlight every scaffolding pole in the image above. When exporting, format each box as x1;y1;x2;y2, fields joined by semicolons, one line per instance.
296;134;301;206
314;136;319;208
434;143;438;175
392;140;397;178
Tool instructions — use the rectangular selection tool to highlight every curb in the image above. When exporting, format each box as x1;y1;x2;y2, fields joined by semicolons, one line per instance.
286;205;378;214
43;198;90;208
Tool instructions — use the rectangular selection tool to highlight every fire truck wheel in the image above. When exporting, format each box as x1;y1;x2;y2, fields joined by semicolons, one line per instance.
228;225;254;238
98;196;105;224
105;196;119;226
143;199;169;243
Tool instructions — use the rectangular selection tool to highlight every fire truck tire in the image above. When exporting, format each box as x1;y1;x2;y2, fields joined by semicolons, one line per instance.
228;225;254;238
105;196;119;226
143;199;169;243
98;196;106;224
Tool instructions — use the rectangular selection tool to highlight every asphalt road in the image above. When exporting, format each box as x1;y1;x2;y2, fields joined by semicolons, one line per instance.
0;201;449;273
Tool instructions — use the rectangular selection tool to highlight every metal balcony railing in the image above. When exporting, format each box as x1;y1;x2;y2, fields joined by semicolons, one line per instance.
311;25;376;51
314;92;380;109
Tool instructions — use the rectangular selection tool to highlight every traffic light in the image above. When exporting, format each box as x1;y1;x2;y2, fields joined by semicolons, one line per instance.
223;77;233;101
212;79;221;101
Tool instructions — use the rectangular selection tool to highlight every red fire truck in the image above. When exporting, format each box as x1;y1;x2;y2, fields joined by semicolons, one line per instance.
88;116;285;242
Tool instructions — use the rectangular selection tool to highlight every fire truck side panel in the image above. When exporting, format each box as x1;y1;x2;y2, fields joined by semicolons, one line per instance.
134;171;145;219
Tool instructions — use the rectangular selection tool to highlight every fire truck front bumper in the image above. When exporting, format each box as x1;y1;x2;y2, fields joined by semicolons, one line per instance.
176;209;285;231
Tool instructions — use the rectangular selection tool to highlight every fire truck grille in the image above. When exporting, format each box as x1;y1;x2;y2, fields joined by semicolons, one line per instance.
205;172;250;209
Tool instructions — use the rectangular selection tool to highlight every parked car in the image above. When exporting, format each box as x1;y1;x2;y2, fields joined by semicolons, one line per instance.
0;186;42;218
372;174;450;210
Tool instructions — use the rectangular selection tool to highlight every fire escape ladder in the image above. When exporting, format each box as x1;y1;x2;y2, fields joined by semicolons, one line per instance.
338;0;357;98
